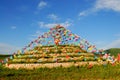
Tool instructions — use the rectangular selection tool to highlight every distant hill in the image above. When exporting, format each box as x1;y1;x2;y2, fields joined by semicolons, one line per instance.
105;48;120;57
0;54;11;60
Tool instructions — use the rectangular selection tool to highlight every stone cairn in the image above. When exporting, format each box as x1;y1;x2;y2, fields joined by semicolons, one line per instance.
1;25;104;69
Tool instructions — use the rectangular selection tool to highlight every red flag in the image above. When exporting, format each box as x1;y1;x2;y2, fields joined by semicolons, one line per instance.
117;53;120;61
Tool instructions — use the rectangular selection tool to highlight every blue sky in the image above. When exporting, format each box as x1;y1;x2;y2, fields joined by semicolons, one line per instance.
0;0;120;54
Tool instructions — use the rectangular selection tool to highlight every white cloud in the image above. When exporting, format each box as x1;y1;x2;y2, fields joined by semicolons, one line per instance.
79;11;87;16
79;0;120;17
91;39;120;50
102;39;120;50
48;14;59;21
38;1;47;9
30;19;73;41
60;21;72;28
31;31;43;37
38;22;57;28
79;9;94;17
94;0;120;12
114;33;120;37
11;26;16;29
29;30;44;40
93;41;108;49
38;21;72;28
0;43;20;54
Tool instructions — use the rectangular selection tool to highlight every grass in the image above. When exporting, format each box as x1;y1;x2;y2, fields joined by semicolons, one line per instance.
0;64;120;80
1;47;120;80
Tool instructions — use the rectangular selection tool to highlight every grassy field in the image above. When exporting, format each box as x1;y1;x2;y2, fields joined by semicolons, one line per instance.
0;48;120;80
0;64;120;80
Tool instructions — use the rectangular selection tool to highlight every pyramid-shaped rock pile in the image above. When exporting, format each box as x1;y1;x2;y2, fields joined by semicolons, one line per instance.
2;25;102;69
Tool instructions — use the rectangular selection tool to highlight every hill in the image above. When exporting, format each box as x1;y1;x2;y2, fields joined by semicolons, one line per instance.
0;54;11;60
105;48;120;57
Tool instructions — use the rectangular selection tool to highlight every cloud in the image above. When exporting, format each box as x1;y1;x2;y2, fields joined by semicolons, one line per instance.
92;39;120;50
29;30;44;40
0;43;20;54
30;19;73;41
11;26;16;30
102;39;120;50
79;9;93;16
47;14;59;21
93;41;108;49
79;0;120;17
38;21;72;28
94;0;120;12
38;22;57;28
114;33;120;37
29;29;45;41
79;11;88;16
38;1;47;9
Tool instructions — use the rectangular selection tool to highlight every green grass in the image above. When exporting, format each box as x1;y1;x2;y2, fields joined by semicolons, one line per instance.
1;47;120;80
0;64;120;80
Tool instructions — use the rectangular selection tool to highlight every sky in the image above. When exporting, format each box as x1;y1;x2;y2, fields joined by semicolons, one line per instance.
0;0;120;54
